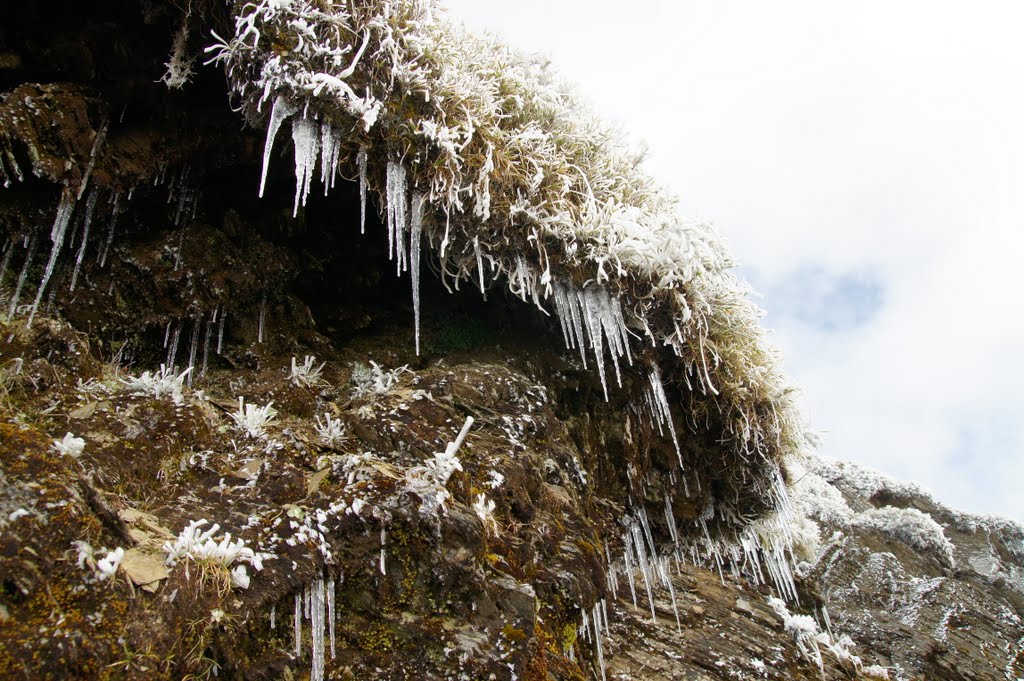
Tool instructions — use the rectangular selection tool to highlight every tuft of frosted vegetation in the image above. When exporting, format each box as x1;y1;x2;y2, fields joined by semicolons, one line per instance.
73;541;124;582
205;0;805;530
230;397;277;439
852;507;955;567
290;354;325;387
163;519;269;589
314;413;347;447
52;432;85;457
404;416;473;518
767;596;888;677
350;360;409;398
120;364;191;405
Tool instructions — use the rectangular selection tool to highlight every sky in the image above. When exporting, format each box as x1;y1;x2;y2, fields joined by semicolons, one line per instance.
442;0;1024;522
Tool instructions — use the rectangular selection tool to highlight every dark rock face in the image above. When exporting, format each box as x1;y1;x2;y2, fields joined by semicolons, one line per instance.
0;2;1021;681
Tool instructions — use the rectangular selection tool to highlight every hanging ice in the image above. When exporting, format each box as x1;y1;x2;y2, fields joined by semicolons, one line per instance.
310;579;325;681
319;122;341;195
385;160;408;275
6;236;37;318
410;191;424;355
646;363;682;466
260;96;297;198
357;148;368;235
69;188;99;291
292;116;320;216
27;189;77;326
550;282;632;400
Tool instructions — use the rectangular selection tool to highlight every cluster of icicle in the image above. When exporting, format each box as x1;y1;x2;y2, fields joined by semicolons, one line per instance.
573;478;800;680
281;576;337;681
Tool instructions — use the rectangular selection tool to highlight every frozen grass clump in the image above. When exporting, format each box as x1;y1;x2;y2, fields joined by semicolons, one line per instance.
52;432;85;457
852;507;955;568
230;397;277;439
315;413;347;447
121;364;191;405
350;361;409;398
163;519;269;590
290;355;325;387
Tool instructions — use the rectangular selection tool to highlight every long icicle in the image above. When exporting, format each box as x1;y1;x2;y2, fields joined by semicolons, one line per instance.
27;189;76;326
259;96;298;198
410;191;424;355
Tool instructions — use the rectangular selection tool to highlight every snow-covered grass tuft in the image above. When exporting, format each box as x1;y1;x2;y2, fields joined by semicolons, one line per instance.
163;519;269;590
852;507;955;568
350;361;409;398
121;364;191;405
73;541;124;582
230;397;277;439
52;432;85;457
473;494;498;534
290;355;325;387
314;413;346;447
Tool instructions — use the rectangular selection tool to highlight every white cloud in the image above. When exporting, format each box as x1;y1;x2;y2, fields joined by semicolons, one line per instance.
443;0;1024;521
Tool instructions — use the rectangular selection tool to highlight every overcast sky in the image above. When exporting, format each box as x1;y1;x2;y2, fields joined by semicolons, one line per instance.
442;0;1024;522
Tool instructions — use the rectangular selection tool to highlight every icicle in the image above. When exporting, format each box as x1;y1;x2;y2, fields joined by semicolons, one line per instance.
173;230;184;271
310;579;325;681
410;191;424;355
166;323;182;370
294;592;302;657
319;122;341;194
327;577;336;660
217;308;226;354
200;315;213;377
6;236;36;317
474;237;485;295
385;160;407;274
622;535;638;609
357;148;368;235
270;604;276;630
291;116;320;216
648;363;682;466
186;319;200;386
592;601;607;681
77;117;108;201
98;193;121;268
379;527;387;575
163;321;172;348
0;239;13;289
260;96;298;198
26;189;76;326
257;293;267;343
69;188;98;291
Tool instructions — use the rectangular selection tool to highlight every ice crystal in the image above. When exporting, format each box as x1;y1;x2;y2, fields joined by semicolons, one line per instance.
121;364;191;405
52;432;86;458
230;397;277;439
290;355;325;387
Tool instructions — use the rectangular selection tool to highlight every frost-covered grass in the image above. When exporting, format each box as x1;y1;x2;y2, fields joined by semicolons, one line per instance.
204;0;805;530
230;397;277;439
350;361;409;398
164;519;269;590
290;355;325;387
314;413;347;447
120;364;191;405
52;432;85;457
